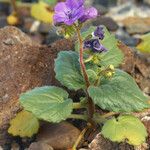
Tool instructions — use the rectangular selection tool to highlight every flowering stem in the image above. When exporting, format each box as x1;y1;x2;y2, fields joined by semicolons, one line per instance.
74;25;95;126
75;25;90;88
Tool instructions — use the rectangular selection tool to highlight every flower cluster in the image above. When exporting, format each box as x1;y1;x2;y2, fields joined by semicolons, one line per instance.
53;0;107;53
84;26;107;53
53;0;98;25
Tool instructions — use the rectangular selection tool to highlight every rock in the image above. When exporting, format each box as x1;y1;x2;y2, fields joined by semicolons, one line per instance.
118;42;135;74
0;26;73;146
134;55;150;95
144;0;150;5
11;142;20;150
18;6;31;17
89;133;134;150
107;2;150;21
0;146;3;150
43;26;63;45
116;28;139;46
92;17;118;31
0;3;9;15
0;16;7;28
107;0;150;23
93;0;117;7
37;122;80;150
118;42;150;95
142;116;150;135
0;26;39;145
93;4;108;15
28;142;53;150
23;18;35;33
117;0;135;5
122;17;150;34
38;23;51;34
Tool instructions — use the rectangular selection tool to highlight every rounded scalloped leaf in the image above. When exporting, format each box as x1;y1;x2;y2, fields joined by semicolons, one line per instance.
101;115;147;146
20;86;73;123
31;1;54;23
88;69;150;112
8;110;39;137
54;51;85;90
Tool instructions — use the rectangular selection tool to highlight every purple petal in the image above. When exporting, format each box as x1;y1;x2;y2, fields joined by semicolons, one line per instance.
53;2;69;24
79;7;98;22
84;40;92;49
92;39;107;52
53;0;85;25
84;39;107;53
66;0;84;9
54;2;68;12
64;6;84;25
94;26;104;40
70;7;84;22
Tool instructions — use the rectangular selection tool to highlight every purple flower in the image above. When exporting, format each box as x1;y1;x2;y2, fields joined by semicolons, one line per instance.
53;0;84;25
79;7;98;22
84;39;107;53
94;26;104;40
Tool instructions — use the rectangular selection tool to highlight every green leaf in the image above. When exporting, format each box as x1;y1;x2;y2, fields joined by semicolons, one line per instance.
54;51;85;90
8;110;39;137
101;115;147;146
20;86;73;123
86;69;98;85
88;69;149;112
136;33;150;53
100;27;124;67
81;26;96;40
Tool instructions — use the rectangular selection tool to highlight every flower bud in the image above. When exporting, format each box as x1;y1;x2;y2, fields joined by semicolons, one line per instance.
93;56;100;64
109;65;115;71
105;72;113;77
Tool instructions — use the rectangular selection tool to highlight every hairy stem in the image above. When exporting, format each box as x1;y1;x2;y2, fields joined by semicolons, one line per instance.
75;26;90;88
75;25;95;126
